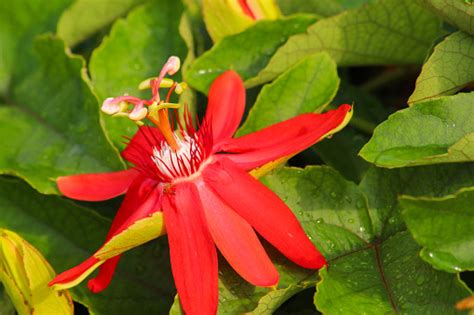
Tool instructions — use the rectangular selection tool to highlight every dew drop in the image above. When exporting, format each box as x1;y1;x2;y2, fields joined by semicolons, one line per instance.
347;218;354;224
316;218;325;224
330;192;337;198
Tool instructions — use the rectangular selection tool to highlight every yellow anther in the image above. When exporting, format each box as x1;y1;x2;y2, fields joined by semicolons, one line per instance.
174;82;187;95
138;77;175;90
160;78;174;88
138;78;153;90
156;102;181;110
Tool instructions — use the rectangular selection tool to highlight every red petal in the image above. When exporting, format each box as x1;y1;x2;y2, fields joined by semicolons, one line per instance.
221;104;352;170
204;71;246;144
57;169;139;201
88;256;120;293
197;180;278;286
122;126;164;176
51;177;163;292
163;183;218;315
105;177;162;240
203;158;326;269
238;0;257;19
49;256;101;287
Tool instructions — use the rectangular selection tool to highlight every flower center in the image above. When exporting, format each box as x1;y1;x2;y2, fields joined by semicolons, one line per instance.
151;132;205;181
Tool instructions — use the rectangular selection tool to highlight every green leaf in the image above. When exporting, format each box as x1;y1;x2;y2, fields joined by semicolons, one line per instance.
57;0;146;47
359;163;474;238
0;0;72;94
401;187;474;273
185;15;317;94
0;177;175;315
409;31;474;104
315;231;469;314
246;0;444;87
236;52;339;137
89;0;187;150
0;36;123;195
262;166;470;314
360;92;474;168
420;0;474;35
277;0;376;17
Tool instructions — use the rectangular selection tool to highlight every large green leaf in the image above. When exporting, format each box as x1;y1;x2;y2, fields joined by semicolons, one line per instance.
315;231;468;314
246;0;444;87
401;187;474;273
409;31;474;104
236;52;339;137
0;0;72;94
360;163;474;239
264;166;470;314
0;36;123;195
0;177;175;315
185;15;317;94
420;0;474;35
57;0;146;47
89;0;187;150
360;92;474;168
277;0;376;17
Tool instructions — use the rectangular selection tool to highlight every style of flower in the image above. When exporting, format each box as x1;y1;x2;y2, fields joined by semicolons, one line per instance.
49;57;352;314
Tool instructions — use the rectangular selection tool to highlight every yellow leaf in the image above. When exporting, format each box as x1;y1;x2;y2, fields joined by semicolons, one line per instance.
0;229;73;315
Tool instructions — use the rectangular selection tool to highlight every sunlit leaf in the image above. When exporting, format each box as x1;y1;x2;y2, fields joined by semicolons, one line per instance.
420;0;474;35
57;0;146;46
186;15;317;93
360;93;474;168
246;0;443;86
409;31;474;104
236;52;339;136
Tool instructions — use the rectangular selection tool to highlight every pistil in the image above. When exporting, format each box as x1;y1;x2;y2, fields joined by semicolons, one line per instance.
100;56;185;152
148;103;179;151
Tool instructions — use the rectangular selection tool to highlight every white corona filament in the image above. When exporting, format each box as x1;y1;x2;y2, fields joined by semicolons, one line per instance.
151;133;203;179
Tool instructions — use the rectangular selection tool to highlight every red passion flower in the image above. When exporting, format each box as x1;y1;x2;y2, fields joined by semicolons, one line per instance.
50;57;352;314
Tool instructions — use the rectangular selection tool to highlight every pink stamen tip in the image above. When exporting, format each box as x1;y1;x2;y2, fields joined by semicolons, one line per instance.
101;97;121;115
128;103;148;121
163;56;181;76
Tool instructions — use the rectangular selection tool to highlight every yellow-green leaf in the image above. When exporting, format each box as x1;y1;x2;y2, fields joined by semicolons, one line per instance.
0;229;73;315
409;31;474;104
